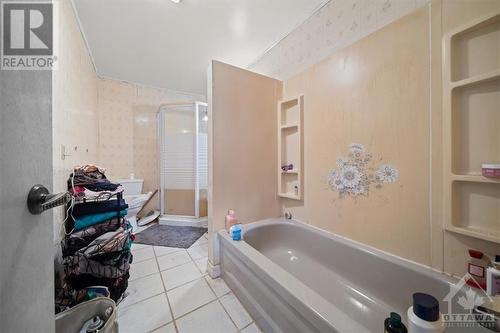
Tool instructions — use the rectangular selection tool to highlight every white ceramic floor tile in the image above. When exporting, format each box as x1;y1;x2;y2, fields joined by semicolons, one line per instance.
150;322;176;333
194;257;207;274
154;245;184;258
187;243;208;260
240;323;261;333
204;277;231;297
191;236;208;247
219;293;252;329
161;261;203;290
132;243;151;251
157;250;191;271
132;246;155;263
118;294;172;333
129;258;158;281
167;278;217;318
118;273;164;309
175;301;237;333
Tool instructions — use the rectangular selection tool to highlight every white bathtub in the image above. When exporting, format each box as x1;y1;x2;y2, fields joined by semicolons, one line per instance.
218;218;489;333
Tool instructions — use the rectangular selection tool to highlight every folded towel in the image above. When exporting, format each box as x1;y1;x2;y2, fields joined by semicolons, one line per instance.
74;210;127;231
72;199;128;218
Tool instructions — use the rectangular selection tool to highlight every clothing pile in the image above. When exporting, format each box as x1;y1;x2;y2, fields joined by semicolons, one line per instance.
61;165;134;303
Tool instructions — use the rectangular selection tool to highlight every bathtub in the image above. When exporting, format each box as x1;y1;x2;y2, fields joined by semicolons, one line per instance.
218;218;487;333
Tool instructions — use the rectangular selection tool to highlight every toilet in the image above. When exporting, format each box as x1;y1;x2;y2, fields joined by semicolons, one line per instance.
117;178;152;232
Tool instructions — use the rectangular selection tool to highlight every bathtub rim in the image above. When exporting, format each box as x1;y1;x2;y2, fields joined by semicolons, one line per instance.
240;218;458;285
219;224;369;333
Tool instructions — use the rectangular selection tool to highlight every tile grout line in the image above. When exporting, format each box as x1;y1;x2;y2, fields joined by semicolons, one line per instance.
202;272;241;331
166;283;242;328
119;290;165;310
202;274;257;332
214;294;240;331
193;244;248;330
174;247;242;330
131;252;194;282
170;298;220;323
152;246;180;333
128;269;159;283
130;246;156;264
159;248;214;328
157;253;192;273
185;246;207;275
130;242;254;332
238;321;257;333
153;247;185;259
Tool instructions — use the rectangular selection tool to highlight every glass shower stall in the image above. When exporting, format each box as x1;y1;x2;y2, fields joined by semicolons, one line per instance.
158;102;208;223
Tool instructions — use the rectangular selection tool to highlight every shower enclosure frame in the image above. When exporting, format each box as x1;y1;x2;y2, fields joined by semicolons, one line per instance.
158;101;208;219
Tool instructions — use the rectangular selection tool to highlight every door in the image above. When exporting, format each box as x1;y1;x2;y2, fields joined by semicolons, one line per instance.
160;104;198;217
196;102;208;218
0;52;54;330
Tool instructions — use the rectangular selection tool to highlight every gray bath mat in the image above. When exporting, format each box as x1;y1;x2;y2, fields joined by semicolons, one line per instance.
134;224;207;248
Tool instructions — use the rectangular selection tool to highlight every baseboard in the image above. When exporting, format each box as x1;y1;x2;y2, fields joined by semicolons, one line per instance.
207;260;221;278
158;216;208;228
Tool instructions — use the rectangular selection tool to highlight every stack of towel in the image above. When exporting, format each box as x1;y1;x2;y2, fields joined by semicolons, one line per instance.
61;165;134;302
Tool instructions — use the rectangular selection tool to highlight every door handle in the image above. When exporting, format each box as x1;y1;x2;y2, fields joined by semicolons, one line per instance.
27;184;71;215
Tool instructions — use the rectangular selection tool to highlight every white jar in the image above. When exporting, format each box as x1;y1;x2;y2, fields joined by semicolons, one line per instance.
407;293;445;333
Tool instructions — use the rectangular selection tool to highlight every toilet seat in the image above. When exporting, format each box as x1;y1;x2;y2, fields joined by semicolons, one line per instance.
123;191;153;231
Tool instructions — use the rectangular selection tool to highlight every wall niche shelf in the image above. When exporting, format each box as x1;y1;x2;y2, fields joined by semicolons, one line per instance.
278;95;304;200
444;11;500;244
280;124;299;130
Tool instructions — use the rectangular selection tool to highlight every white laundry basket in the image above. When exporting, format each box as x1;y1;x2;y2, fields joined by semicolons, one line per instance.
55;297;118;333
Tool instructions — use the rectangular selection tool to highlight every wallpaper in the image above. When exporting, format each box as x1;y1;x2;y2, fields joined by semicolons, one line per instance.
249;0;430;80
97;78;205;206
52;0;99;244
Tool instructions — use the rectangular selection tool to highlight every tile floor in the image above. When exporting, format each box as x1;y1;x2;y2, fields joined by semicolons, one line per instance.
118;232;260;333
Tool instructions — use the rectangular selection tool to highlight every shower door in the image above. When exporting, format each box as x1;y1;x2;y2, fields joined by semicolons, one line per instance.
159;102;208;219
196;103;208;218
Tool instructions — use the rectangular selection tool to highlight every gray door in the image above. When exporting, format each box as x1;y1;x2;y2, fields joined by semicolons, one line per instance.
0;36;54;333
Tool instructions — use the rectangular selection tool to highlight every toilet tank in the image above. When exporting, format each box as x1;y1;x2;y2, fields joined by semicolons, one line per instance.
117;179;144;196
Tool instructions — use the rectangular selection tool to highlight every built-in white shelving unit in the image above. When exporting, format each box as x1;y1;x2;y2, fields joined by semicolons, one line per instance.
277;95;304;200
443;11;500;244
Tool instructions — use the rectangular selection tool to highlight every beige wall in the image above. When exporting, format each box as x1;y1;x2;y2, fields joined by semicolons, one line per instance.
273;0;500;277
52;0;99;244
208;61;283;265
97;78;204;212
282;8;432;266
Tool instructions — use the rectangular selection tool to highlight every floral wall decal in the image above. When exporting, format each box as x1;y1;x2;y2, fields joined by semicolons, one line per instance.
328;143;398;198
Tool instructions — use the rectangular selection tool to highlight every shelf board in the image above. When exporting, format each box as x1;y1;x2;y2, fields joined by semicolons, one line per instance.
278;193;301;200
445;225;500;244
281;169;299;175
280;96;301;105
450;69;500;90
448;11;500;39
280;124;299;130
451;174;500;184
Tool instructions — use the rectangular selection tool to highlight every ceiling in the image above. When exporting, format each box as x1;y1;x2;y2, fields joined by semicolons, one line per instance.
73;0;326;95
